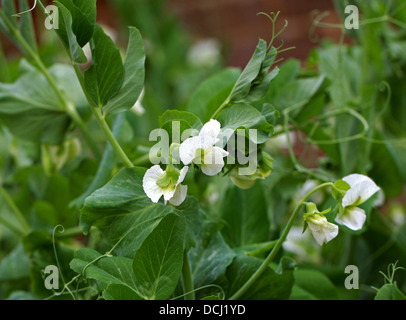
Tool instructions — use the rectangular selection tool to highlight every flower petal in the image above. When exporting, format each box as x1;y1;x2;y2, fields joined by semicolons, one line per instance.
176;166;189;186
342;174;370;188
342;178;380;207
306;215;339;246
199;119;221;143
142;165;165;203
179;136;201;165
201;146;228;176
169;184;188;206
335;206;366;231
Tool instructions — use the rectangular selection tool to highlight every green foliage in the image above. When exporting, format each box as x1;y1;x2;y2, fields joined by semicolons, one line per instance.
0;64;86;144
1;0;406;302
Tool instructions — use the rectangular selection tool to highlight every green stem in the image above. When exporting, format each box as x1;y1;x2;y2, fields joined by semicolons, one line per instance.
71;62;136;168
0;9;101;160
0;184;30;234
229;182;335;300
211;97;230;119
93;108;134;168
182;250;195;300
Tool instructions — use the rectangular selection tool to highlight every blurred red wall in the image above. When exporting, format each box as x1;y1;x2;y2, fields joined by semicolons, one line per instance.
1;0;342;66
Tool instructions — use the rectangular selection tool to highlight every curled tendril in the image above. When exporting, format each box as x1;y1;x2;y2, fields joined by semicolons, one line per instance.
257;11;292;53
309;10;345;43
12;0;37;17
379;261;405;285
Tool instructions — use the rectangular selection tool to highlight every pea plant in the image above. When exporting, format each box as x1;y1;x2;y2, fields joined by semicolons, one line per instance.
0;0;405;301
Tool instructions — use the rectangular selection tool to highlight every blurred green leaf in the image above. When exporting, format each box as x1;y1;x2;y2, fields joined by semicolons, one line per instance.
0;243;30;281
225;255;296;300
187;68;240;121
289;269;338;300
0;64;86;144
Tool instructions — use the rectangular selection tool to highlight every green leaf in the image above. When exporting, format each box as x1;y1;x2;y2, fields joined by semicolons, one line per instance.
0;243;30;281
103;284;142;300
217;104;274;144
245;67;279;103
0;64;87;144
70;114;125;208
225;255;296;300
104;27;145;115
229;39;268;102
267;59;300;98
132;214;186;300
187;68;240;121
270;76;325;112
7;291;37;300
70;248;142;299
374;283;406;300
189;231;235;290
56;0;96;47
220;184;270;248
261;103;280;127
80;167;177;258
84;24;125;107
55;2;87;63
159;110;203;141
159;110;203;130
289;269;338;300
369;130;403;197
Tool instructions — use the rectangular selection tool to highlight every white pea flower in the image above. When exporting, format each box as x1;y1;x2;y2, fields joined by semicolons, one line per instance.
305;213;339;246
188;38;221;67
142;164;188;206
179;119;228;176
335;174;380;231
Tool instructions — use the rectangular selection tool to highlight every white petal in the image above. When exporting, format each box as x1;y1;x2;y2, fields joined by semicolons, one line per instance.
342;174;370;188
342;179;380;207
179;136;201;165
335;207;366;231
307;222;326;246
201;146;227;176
162;187;177;201
306;215;339;246
176;166;189;186
199;119;221;143
169;184;188;206
142;165;165;203
324;222;339;242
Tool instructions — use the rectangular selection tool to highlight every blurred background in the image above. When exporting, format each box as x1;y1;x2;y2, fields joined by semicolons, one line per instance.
1;0;342;66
